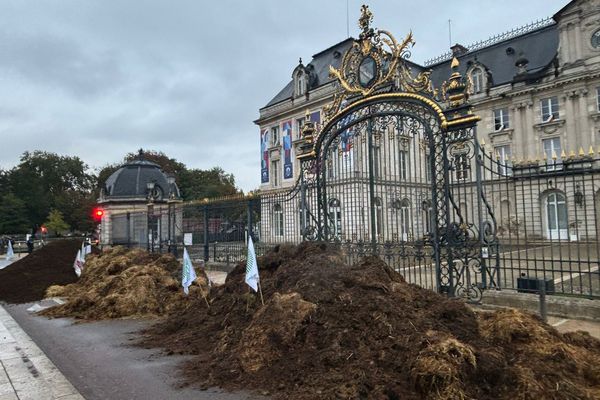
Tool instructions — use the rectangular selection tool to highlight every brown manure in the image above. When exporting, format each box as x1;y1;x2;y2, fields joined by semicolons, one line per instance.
139;242;600;400
0;239;82;303
41;247;209;320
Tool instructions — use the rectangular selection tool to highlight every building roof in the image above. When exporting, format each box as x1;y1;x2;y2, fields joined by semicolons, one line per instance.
263;38;355;109
262;14;562;110
102;159;181;202
428;23;558;89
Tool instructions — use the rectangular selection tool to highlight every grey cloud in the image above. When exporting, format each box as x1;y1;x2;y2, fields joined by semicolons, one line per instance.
0;0;566;192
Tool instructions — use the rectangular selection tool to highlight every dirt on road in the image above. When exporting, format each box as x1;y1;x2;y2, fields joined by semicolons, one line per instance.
0;239;81;304
141;242;600;400
42;247;209;320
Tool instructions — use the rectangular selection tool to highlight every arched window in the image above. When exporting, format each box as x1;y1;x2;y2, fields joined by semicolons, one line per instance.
328;198;342;239
374;197;384;238
471;68;484;94
544;192;568;240
273;203;284;237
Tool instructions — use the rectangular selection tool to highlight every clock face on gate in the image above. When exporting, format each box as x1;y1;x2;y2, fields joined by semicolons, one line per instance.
592;29;600;49
359;57;377;87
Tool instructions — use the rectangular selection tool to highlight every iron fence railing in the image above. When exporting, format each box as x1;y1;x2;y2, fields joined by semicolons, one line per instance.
104;153;600;300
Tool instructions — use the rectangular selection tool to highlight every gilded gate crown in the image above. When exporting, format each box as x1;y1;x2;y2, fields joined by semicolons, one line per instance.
323;5;437;126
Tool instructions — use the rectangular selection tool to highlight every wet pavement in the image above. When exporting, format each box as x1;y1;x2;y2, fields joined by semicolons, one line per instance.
4;304;264;400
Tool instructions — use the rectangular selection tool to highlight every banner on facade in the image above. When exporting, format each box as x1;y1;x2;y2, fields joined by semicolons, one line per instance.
310;111;320;126
260;128;269;183
282;120;293;179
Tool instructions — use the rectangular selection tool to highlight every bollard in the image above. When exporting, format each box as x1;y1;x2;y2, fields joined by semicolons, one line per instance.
538;278;547;323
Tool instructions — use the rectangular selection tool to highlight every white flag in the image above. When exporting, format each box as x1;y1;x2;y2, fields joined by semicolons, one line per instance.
80;243;86;264
182;247;197;295
6;241;14;261
245;236;259;292
73;250;82;277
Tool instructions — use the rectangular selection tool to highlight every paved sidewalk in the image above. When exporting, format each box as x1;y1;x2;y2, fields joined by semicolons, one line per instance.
0;305;84;400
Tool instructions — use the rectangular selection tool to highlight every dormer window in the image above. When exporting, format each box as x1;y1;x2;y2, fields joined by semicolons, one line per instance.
296;71;306;96
471;67;484;94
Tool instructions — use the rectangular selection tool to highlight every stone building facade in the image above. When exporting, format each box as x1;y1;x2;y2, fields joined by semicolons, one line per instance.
255;0;600;244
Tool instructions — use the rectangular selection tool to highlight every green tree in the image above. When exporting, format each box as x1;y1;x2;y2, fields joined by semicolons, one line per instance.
0;193;31;234
44;209;70;236
7;151;95;230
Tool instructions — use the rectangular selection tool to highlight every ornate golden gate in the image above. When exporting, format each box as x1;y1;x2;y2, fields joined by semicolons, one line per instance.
295;6;499;302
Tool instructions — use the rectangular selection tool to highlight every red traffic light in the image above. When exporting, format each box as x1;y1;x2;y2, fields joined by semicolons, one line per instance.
93;208;104;221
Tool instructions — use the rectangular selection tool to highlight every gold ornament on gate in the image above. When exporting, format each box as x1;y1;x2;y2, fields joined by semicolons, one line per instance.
324;5;437;125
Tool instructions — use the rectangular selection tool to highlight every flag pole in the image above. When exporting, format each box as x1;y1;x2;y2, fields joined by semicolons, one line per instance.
257;280;265;306
199;285;210;308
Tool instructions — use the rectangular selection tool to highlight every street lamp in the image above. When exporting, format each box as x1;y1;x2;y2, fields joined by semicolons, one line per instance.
166;175;177;256
146;181;156;252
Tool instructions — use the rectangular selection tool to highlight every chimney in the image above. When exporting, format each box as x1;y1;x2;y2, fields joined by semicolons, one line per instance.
515;57;529;74
451;43;469;57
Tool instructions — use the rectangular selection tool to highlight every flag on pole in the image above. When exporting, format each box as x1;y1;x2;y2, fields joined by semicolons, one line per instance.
245;236;259;292
73;250;82;277
80;242;86;264
6;240;14;261
182;247;196;295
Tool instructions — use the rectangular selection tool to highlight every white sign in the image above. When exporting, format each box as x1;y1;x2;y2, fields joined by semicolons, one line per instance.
184;233;193;246
481;247;489;258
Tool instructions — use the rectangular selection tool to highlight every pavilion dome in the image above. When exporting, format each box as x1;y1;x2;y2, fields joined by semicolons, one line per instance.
102;158;181;202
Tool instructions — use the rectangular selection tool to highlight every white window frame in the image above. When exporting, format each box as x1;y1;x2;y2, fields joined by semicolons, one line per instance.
541;97;559;122
494;145;512;176
471;68;484;94
373;145;382;179
399;149;408;179
270;126;280;147
543;137;562;171
493;108;510;131
271;160;280;186
273;203;284;237
544;192;568;240
296;72;305;96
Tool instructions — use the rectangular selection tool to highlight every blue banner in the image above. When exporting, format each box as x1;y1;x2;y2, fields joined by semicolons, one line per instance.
282;121;293;179
260;128;269;183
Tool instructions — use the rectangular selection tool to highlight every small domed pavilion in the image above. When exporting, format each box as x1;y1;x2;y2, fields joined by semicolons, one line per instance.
97;150;182;251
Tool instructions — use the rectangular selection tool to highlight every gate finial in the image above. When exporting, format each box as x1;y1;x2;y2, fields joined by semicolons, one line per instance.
440;57;480;128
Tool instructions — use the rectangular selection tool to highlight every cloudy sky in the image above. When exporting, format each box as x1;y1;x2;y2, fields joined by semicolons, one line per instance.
0;0;567;192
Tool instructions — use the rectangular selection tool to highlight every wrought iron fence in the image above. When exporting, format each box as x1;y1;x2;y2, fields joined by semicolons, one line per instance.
105;151;600;300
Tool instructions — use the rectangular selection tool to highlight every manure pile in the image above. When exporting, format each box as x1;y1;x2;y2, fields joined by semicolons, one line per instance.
141;242;600;400
0;239;81;303
42;247;209;320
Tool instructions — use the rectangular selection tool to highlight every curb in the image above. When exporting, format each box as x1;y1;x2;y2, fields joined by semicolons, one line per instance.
0;305;85;400
480;290;600;321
